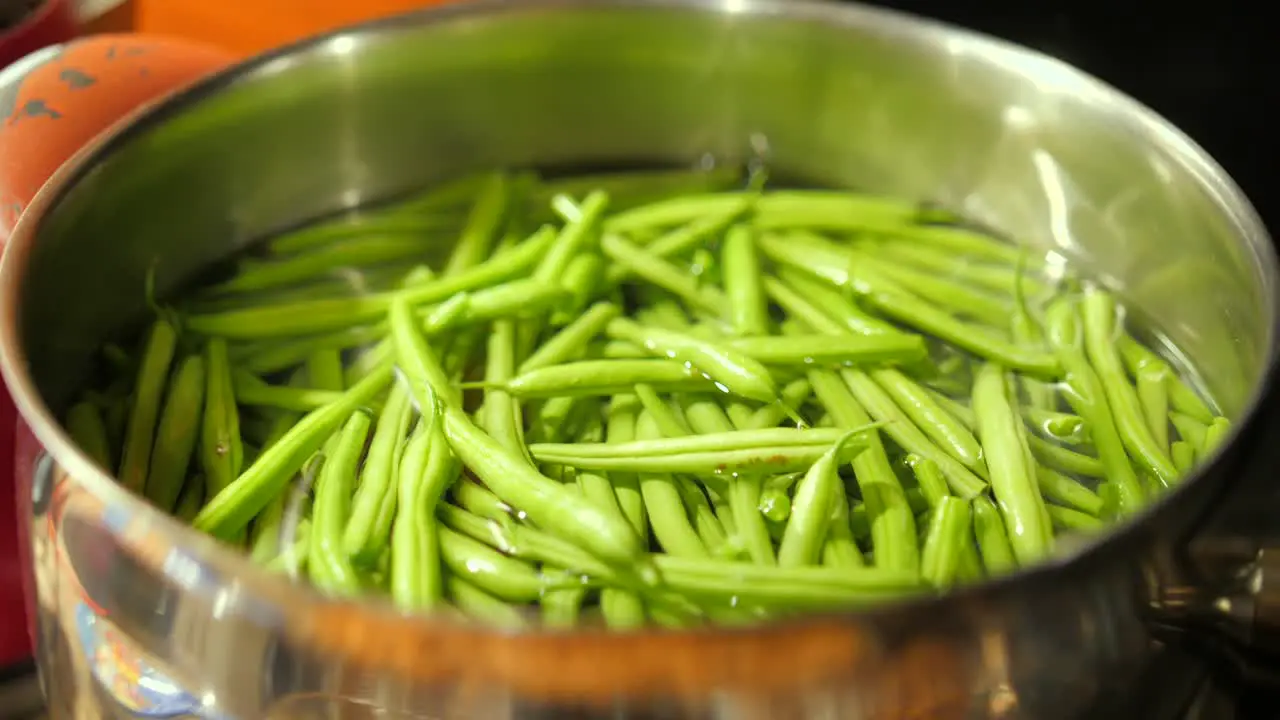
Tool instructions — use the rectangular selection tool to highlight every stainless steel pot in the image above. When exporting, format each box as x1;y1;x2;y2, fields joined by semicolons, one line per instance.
2;1;1277;718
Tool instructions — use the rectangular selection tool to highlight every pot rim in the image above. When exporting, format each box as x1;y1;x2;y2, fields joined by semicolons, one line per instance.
1;0;1275;689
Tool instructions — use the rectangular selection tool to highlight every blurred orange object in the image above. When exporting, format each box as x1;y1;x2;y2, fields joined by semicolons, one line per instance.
136;0;456;57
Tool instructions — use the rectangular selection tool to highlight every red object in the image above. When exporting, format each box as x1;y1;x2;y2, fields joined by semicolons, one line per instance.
0;32;232;669
0;0;78;69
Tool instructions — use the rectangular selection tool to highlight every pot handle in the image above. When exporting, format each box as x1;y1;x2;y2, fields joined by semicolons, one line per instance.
1153;383;1280;681
0;33;234;244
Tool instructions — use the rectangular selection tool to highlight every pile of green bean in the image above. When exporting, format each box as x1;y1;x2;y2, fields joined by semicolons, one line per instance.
63;166;1231;629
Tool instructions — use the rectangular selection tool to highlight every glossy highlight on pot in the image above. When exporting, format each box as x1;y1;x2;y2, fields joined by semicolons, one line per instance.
60;164;1229;629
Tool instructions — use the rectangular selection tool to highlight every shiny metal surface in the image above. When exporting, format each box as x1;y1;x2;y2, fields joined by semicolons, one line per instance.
1;0;1277;718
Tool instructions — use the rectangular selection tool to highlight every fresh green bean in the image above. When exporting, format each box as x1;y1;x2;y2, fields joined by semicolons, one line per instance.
66;401;112;471
605;396;648;539
601;588;647;630
847;248;1011;327
536;191;609;285
199;339;243;496
760;233;1059;376
856;238;1050;297
1171;441;1196;475
119;320;179;493
231;372;345;413
971;495;1017;574
808;371;919;573
713;334;928;367
654;555;925;608
1169;412;1208;453
344;383;415;563
907;455;950;509
541;574;589;629
193;364;393;538
447;576;527;630
1046;505;1105;533
174;475;206;523
1045;298;1145;511
482;319;526;455
778;431;862;567
601;233;729;316
751;191;921;233
972;363;1052;565
521;302;621;374
721;223;770;336
607;318;777;403
841;370;987;498
872;369;985;475
746;378;813;430
306;349;345;392
185;226;556;338
1118;334;1215;423
211;236;440;296
390;296;645;568
443;172;511;277
1082;290;1177;486
439;527;552;603
635;384;692;438
145;356;206;512
774;267;904;337
309;412;373;596
634;411;709;559
1035;467;1101;515
502;359;713;399
1203;417;1232;456
920;496;971;588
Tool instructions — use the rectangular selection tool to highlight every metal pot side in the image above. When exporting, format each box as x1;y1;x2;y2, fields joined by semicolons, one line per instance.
0;1;1275;718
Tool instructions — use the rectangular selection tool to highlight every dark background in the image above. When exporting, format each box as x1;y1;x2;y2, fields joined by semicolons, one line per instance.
866;0;1275;232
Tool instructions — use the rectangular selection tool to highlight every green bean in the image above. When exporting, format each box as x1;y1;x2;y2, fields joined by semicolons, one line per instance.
606;396;648;539
1133;364;1171;453
774;267;904;337
502;359;713;399
1045;298;1145;511
1027;435;1104;478
840;370;987;498
879;223;1032;266
263;520;311;575
635;384;692;438
601;233;729;316
66;401;112;471
821;491;865;569
439;527;552;603
972;363;1052;565
872;369;985;475
390;423;432;608
920;496;971;588
674;482;730;557
907;455;950;509
174;475;206;523
526;395;588;444
306;349;345;392
520;302;621;373
605;200;751;286
446;576;527;630
778;431;863;567
721;223;771;335
529;426;868;472
1118;334;1215;423
390;297;645;568
144;355;205;512
600;588;647;629
1082;290;1177;486
1022;408;1087;443
186;226;555;338
760;234;1059;376
1036;466;1103;516
1046;505;1105;533
536;191;609;285
443;172;511;277
744;378;812;431
654;555;924;608
541;574;589;629
199;339;243;496
1169;411;1208;453
808;371;919;573
537;166;742;217
193;364;393;538
1203;417;1232;456
344;383;415;562
971;495;1017;575
605;192;749;234
119;320;179;492
1171;440;1196;475
553;253;607;326
634;411;709;558
309;412;373;596
481;319;527;456
607;318;777;403
714;334;927;367
452;480;511;522
231;372;345;413
212;236;440;296
752;191;922;232
857;238;1051;297
847;248;1010;326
